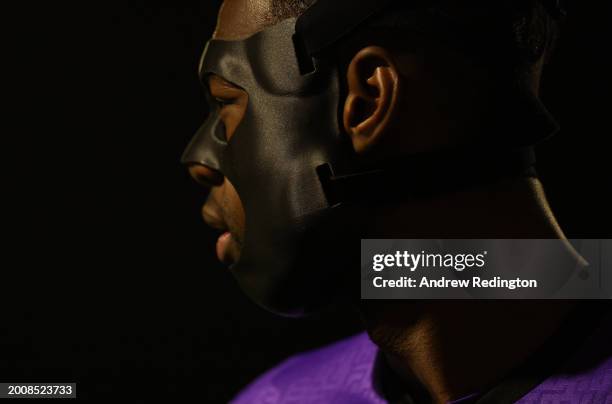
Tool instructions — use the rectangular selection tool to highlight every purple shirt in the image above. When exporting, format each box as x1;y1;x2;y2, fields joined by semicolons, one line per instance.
233;310;612;403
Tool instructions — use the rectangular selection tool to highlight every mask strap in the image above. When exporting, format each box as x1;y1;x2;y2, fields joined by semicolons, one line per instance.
295;0;398;57
294;0;567;74
317;146;537;207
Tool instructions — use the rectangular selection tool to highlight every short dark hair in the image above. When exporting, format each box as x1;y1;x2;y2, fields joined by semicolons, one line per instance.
267;0;316;23
267;0;561;80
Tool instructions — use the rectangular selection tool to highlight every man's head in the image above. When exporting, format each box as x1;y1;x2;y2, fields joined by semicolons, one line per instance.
188;0;315;267
184;0;562;315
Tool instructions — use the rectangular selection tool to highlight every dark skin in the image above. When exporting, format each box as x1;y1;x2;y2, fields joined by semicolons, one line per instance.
191;75;247;264
188;1;579;402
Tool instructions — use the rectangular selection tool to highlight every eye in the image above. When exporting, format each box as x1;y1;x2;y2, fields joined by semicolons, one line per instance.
214;97;234;108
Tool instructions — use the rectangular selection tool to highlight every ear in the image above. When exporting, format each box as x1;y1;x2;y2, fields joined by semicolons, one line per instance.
343;46;401;155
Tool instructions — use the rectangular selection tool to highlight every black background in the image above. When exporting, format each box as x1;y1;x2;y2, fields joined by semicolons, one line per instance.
5;1;612;402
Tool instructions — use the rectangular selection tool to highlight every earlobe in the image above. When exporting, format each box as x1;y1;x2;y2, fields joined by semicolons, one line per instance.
343;46;401;155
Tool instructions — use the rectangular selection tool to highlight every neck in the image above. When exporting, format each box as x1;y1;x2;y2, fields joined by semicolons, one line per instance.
360;175;577;403
367;176;566;238
362;300;575;403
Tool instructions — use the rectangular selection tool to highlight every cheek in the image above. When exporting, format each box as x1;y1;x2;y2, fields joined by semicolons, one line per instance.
394;82;456;154
221;179;246;235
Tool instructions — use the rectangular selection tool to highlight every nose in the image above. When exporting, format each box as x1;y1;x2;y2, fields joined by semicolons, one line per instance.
188;163;224;188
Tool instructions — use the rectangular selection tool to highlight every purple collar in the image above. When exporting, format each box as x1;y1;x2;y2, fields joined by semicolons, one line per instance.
232;304;612;403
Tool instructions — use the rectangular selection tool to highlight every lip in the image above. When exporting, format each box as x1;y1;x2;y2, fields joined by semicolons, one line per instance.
216;231;235;265
202;205;228;232
201;205;238;265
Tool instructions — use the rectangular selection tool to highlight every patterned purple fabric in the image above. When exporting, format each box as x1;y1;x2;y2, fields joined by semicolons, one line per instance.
517;356;612;404
232;333;385;404
516;313;612;404
232;325;612;404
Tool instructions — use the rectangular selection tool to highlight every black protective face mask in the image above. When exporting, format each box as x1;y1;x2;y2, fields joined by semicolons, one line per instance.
182;0;562;316
182;18;358;316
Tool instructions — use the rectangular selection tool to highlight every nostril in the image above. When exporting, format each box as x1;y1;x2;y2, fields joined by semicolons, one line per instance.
188;164;224;187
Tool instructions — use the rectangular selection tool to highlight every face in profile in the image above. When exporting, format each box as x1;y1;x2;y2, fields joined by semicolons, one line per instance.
186;0;267;266
188;74;248;266
183;0;355;315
